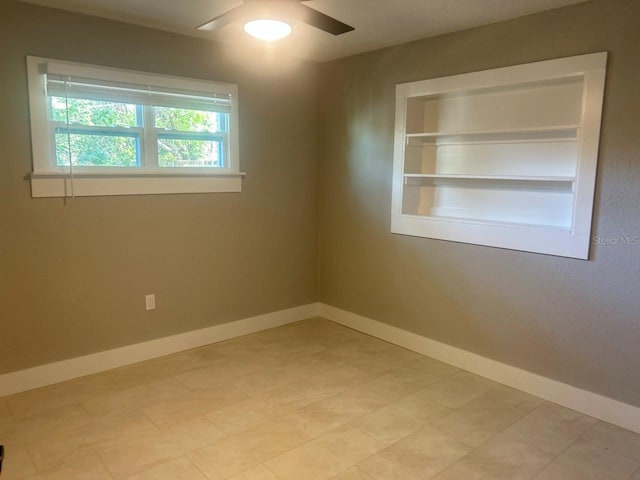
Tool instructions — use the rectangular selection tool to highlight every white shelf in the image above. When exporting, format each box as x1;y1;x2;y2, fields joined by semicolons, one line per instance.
405;125;579;145
392;52;608;259
403;174;575;182
401;213;573;231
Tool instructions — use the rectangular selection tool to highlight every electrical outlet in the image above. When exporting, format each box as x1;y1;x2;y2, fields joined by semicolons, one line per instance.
145;294;156;310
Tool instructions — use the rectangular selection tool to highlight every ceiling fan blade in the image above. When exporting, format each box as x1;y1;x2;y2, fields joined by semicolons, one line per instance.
197;4;249;31
291;3;354;35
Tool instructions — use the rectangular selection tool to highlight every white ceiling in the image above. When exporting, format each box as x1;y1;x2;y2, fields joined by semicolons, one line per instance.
21;0;589;62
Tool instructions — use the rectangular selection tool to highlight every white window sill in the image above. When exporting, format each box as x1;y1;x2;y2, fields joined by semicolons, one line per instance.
30;171;245;198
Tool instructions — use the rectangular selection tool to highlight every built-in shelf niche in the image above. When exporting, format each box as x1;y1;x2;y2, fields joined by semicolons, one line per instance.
392;53;607;259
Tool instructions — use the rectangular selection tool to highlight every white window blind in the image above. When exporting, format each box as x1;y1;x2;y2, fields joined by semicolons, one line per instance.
45;75;232;112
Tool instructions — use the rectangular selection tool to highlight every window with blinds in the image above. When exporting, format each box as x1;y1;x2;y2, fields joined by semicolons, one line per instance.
27;57;242;197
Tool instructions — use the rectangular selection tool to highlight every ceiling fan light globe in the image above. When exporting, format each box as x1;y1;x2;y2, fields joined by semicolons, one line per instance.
243;19;292;41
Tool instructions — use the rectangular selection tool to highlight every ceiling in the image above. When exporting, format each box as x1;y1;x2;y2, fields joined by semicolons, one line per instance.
21;0;589;62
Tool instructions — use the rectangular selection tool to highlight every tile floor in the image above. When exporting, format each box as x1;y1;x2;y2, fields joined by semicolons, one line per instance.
1;318;640;480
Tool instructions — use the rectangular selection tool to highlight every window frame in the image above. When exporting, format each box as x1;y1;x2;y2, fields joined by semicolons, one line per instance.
27;56;243;197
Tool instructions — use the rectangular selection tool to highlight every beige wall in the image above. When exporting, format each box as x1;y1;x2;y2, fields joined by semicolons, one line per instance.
0;1;319;374
2;0;639;408
318;0;640;406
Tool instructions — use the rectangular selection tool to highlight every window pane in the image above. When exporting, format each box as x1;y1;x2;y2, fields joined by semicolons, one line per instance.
154;107;227;133
50;97;139;127
55;131;139;167
157;138;223;167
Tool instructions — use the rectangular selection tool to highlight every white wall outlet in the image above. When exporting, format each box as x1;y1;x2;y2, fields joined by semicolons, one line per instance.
145;294;156;311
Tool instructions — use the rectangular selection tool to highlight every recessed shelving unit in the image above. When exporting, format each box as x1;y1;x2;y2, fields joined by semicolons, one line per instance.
392;53;607;258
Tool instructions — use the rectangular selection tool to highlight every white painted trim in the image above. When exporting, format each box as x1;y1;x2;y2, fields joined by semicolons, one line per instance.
26;56;243;198
0;303;320;397
30;174;242;197
392;52;607;260
318;303;640;434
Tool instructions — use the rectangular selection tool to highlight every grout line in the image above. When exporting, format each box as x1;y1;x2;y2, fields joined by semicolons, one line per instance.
263;462;285;479
95;452;118;480
22;442;41;477
185;454;211;479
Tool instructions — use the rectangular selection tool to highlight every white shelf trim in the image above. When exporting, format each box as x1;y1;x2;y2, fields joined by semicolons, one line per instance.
399;213;573;231
403;174;576;182
405;124;580;138
392;52;607;259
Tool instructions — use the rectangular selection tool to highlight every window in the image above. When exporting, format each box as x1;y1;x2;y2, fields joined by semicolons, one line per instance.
27;57;242;197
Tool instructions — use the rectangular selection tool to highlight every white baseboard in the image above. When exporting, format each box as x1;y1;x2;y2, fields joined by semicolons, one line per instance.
4;301;638;434
318;303;640;434
0;303;320;397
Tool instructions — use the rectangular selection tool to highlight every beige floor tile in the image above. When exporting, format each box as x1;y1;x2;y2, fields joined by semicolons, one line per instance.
207;384;319;435
173;358;263;391
435;433;554;480
430;391;529;447
330;467;374;480
353;393;452;445
98;417;225;479
0;399;14;423
265;425;385;480
107;348;225;390
82;378;191;417
357;366;441;403
285;375;407;438
451;372;501;390
160;417;228;452
6;374;119;419
0;404;92;445
228;465;280;480
0;444;37;479
142;385;248;428
308;340;415;380
38;455;113;480
296;321;366;347
580;421;640;462
205;338;273;360
413;374;496;410
358;426;473;480
478;386;546;413
289;364;377;403
28;409;158;470
229;363;311;397
206;401;276;436
254;385;321;416
313;341;386;365
122;457;207;480
411;357;461;378
188;419;309;479
534;438;639;480
1;319;631;480
307;342;361;364
334;337;394;356
503;403;598;454
353;348;424;377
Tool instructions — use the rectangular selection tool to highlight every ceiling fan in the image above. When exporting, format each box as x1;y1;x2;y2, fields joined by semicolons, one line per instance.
196;0;355;37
